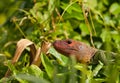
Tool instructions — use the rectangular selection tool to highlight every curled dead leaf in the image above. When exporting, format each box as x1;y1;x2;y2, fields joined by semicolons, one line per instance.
5;39;42;77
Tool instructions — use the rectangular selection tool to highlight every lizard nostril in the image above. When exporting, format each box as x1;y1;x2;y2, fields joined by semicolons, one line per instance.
67;40;72;44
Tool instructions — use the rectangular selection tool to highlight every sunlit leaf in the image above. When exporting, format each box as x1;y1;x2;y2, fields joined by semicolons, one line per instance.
100;29;111;42
93;61;103;76
79;23;89;36
63;12;84;20
0;14;6;25
28;65;44;77
109;3;120;15
15;74;50;83
48;47;64;63
41;53;54;79
61;2;82;14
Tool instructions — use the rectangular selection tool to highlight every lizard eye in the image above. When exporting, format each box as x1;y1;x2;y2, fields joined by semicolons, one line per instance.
66;40;72;44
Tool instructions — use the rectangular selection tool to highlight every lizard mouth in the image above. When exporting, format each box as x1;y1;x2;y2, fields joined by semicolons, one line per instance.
53;40;60;48
53;40;67;49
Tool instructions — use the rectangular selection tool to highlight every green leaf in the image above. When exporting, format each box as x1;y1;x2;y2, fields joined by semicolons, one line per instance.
61;2;82;14
48;0;55;14
111;31;120;43
109;3;120;15
79;23;90;36
0;54;6;63
15;74;50;83
74;64;88;75
48;47;62;61
61;2;84;20
100;29;111;42
48;47;69;65
5;60;17;75
48;47;64;64
88;0;97;8
93;61;103;76
63;12;84;20
0;14;6;25
28;65;44;77
41;53;54;79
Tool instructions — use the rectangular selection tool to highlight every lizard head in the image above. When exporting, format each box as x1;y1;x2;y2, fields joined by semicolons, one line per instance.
53;39;97;63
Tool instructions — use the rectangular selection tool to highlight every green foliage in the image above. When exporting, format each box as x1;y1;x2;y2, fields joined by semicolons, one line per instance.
0;0;120;83
41;53;54;79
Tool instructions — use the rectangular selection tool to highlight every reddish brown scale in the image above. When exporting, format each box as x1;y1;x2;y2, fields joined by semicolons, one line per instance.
53;39;97;63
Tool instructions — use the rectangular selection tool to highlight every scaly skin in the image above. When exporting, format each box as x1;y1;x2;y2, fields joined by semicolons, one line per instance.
53;39;98;63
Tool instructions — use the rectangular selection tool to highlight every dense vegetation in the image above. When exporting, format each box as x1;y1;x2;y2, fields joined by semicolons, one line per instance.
0;0;120;83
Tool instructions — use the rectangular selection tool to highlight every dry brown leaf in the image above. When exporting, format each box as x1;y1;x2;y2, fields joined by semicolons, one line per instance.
41;41;51;54
5;39;41;77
